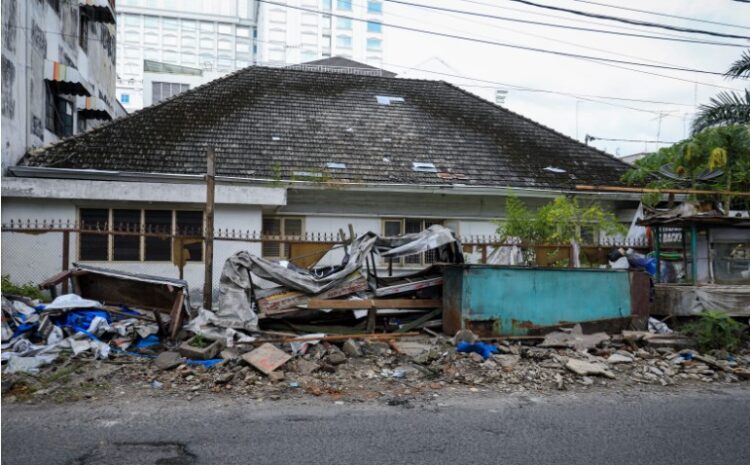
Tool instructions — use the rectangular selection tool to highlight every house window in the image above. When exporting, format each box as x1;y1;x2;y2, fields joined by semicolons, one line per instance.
262;217;304;259
367;1;382;14
152;81;189;103
45;84;74;138
382;218;444;266
337;0;353;11
78;208;204;262
367;21;382;33
79;12;90;52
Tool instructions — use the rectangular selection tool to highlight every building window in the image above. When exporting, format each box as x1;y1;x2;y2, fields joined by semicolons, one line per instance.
337;0;352;11
382;218;444;265
48;0;61;14
368;1;382;14
45;84;74;138
120;93;130;103
152;81;189;103
322;0;332;11
124;14;141;27
163;18;178;30
262;217;304;259
79;12;90;51
237;26;250;37
78;208;204;262
367;21;382;33
200;37;214;49
218;23;233;35
182;20;197;31
336;35;352;48
367;38;382;50
337;17;352;30
200;22;214;32
143;16;159;28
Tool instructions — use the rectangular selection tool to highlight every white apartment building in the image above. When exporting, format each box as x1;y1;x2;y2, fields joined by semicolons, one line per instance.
1;0;124;172
257;0;384;66
115;0;258;112
115;0;384;111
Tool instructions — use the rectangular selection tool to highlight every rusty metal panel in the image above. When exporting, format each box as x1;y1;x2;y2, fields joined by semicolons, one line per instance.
442;265;641;336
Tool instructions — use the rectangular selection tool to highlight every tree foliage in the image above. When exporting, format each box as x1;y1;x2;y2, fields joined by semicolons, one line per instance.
497;195;625;245
622;125;750;208
692;50;750;134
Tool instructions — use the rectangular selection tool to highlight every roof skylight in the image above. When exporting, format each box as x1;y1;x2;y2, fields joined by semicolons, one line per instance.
376;96;405;105
544;166;566;173
412;162;437;173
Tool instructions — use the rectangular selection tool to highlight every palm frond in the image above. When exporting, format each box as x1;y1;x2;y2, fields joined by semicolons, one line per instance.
692;89;750;134
726;50;750;79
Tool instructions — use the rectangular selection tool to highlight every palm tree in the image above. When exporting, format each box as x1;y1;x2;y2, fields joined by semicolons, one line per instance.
692;50;750;134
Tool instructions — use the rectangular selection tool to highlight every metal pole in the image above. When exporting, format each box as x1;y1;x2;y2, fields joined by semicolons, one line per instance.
202;148;216;309
691;223;698;285
62;231;70;294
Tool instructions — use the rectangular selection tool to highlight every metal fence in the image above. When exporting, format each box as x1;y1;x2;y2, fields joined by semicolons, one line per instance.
1;219;653;298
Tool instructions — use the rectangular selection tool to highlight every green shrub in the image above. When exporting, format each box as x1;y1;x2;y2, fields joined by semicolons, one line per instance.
681;311;745;352
1;275;45;300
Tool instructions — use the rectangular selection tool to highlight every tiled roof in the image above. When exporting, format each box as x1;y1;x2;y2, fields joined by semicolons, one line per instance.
21;66;632;190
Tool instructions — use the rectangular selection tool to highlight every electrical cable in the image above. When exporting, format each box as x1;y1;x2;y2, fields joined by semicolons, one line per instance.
258;0;739;77
383;0;748;47
507;0;750;40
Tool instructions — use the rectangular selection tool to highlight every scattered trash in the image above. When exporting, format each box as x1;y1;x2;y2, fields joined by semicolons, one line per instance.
456;341;498;360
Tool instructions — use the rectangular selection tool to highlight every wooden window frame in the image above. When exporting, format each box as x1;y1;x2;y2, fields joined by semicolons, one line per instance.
261;216;305;260
77;207;204;263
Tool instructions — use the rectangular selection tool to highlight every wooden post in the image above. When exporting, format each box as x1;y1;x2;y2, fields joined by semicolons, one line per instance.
202;148;216;310
690;223;698;285
366;306;377;333
62;231;70;294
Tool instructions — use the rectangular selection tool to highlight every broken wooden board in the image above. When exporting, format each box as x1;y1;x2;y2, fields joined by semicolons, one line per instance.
306;299;441;310
257;276;369;315
242;343;291;375
374;276;442;297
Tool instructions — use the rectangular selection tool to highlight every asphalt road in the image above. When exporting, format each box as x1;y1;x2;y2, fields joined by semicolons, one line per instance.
3;387;750;465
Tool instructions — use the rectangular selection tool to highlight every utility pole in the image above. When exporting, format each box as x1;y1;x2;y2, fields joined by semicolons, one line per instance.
202;148;216;310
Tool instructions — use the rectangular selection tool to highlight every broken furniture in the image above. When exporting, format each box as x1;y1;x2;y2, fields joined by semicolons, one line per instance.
40;264;192;339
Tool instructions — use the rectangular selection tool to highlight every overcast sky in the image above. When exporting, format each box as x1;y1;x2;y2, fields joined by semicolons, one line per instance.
378;0;749;157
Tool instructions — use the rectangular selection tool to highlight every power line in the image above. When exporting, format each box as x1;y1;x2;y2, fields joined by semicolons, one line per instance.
507;0;750;40
459;0;737;43
382;0;748;48
571;0;750;30
259;0;736;77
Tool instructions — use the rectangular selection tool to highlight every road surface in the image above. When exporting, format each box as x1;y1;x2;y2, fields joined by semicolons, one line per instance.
3;387;750;464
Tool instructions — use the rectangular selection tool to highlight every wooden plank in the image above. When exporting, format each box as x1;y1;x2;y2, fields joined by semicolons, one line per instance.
374;276;442;297
396;308;442;333
168;292;185;340
576;184;750;197
203;147;215;309
306;298;441;310
258;277;368;315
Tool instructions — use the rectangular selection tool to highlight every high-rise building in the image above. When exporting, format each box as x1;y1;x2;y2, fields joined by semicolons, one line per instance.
115;0;384;111
115;0;257;112
1;0;124;172
256;0;384;67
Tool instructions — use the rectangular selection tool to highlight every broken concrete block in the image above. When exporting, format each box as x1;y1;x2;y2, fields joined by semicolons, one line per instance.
607;353;634;364
540;325;610;351
341;339;362;357
294;359;319;375
242;343;291;376
178;336;224;360
565;358;616;379
326;352;347;365
268;371;285;383
393;341;431;357
154;351;183;370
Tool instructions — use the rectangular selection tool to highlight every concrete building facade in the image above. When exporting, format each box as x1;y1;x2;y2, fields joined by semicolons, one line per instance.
114;0;384;111
1;0;124;173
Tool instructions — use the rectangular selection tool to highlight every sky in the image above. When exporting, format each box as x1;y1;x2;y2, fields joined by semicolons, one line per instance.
377;0;750;157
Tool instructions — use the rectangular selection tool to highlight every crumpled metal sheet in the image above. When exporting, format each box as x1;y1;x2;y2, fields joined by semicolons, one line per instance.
376;225;459;259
